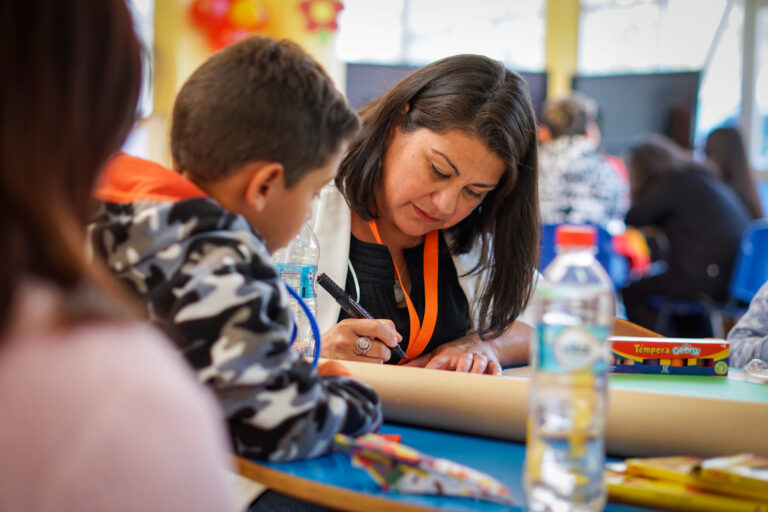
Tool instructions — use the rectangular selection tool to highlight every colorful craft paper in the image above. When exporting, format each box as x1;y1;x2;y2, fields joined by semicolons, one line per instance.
333;433;514;505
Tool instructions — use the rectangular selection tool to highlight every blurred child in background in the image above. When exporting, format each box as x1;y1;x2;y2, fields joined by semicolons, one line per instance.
622;135;749;336
538;92;629;229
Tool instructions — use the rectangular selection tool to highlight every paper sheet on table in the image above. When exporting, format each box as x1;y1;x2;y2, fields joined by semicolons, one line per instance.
332;360;768;458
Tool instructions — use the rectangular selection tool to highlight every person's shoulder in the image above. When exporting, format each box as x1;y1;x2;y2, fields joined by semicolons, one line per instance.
744;282;768;313
42;323;235;511
2;320;226;452
65;323;217;410
730;285;768;339
537;138;572;164
677;164;714;183
63;323;229;449
313;183;348;221
68;322;182;367
312;182;351;247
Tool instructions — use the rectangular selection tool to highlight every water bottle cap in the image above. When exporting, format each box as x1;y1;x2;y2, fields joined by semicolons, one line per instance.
554;224;597;247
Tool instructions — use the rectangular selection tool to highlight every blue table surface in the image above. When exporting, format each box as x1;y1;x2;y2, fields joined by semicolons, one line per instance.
261;423;657;511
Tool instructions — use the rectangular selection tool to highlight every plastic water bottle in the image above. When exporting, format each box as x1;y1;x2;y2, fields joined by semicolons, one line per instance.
272;223;319;357
524;225;615;512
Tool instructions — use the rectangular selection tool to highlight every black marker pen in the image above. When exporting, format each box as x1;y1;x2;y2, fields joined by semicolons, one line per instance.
317;272;408;360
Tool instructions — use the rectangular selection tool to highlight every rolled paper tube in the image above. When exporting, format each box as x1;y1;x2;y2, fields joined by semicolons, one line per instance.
326;359;768;458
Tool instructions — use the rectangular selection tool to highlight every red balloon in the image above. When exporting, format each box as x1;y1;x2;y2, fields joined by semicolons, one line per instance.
210;25;251;50
190;0;231;34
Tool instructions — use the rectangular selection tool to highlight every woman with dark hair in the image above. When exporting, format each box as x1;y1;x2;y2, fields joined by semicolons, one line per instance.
621;135;750;336
312;55;539;374
705;126;763;219
0;1;235;509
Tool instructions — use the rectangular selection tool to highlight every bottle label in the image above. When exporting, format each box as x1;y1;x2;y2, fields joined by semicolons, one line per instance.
303;265;317;299
536;325;610;373
275;264;317;299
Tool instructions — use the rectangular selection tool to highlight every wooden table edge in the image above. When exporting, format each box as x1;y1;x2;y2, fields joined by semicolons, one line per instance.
234;455;442;512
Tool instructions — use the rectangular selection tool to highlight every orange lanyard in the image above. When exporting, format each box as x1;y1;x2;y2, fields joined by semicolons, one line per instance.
368;220;439;360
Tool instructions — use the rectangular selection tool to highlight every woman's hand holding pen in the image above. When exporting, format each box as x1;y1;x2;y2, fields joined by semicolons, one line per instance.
321;318;403;364
403;332;503;375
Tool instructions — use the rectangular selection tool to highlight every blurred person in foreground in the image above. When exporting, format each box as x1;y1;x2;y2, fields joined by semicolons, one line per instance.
0;1;236;510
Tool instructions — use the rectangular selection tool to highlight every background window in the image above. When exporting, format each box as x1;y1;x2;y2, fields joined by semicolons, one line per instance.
751;3;768;170
578;0;743;150
337;0;545;71
335;0;405;63
122;0;154;158
127;0;154;119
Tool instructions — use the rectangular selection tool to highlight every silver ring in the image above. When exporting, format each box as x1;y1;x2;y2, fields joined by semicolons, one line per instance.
355;336;372;356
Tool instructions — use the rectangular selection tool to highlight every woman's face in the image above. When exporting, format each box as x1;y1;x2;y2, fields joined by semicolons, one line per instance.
377;127;505;238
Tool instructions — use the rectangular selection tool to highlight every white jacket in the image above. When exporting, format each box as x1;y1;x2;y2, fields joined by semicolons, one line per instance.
311;185;536;333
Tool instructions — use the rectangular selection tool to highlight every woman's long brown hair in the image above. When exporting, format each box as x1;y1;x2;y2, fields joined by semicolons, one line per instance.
705;126;763;220
0;0;143;331
337;55;540;339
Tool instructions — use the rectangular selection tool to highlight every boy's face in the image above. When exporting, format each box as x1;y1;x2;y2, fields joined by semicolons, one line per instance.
254;143;346;253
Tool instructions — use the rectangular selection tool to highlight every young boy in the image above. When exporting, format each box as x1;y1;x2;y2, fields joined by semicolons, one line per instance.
89;36;383;461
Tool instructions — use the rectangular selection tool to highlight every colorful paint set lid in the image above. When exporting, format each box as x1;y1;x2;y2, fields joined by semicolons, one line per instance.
609;336;730;376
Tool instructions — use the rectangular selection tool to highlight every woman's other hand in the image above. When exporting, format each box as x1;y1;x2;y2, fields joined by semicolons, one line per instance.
321;318;402;363
403;333;502;375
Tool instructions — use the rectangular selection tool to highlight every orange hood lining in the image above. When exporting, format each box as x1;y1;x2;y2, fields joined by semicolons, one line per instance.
95;152;207;204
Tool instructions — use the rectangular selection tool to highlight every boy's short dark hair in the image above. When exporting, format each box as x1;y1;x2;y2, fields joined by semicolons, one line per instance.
171;36;360;187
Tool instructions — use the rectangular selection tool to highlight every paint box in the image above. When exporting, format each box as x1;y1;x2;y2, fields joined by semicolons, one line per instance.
609;336;729;376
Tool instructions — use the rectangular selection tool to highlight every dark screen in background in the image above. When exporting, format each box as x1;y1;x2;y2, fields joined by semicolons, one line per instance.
571;71;701;155
345;62;548;121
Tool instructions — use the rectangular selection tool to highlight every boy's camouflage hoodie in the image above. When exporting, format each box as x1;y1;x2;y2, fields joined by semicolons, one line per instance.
89;153;382;461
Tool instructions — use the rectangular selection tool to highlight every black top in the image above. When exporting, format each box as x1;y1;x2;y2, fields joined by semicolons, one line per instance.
626;167;750;300
341;234;471;363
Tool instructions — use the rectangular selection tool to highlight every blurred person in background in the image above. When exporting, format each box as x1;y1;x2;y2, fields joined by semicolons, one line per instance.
622;135;750;336
0;1;236;510
538;92;629;229
705;125;764;220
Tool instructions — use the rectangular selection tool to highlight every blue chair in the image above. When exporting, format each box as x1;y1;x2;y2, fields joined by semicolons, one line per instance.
728;219;768;304
649;219;768;338
539;223;628;291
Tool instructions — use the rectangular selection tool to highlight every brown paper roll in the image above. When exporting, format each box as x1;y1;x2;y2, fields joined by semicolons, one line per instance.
332;360;768;457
